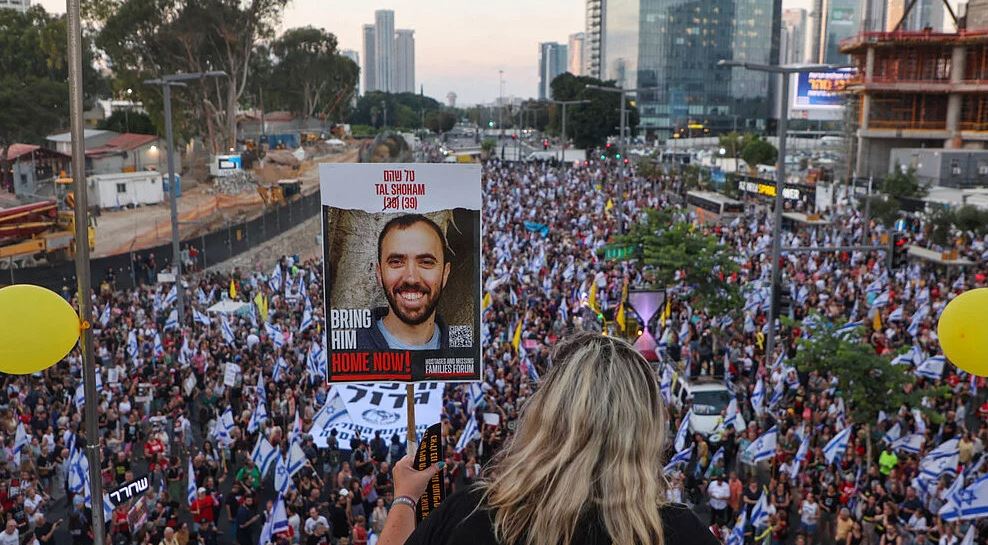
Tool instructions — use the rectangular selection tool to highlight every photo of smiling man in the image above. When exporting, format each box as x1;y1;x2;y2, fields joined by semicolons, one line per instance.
357;214;451;350
320;163;481;383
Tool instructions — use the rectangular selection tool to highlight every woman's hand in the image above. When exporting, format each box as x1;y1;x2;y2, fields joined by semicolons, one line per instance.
391;454;442;499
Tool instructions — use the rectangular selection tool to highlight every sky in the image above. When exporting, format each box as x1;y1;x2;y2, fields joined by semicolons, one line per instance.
37;0;812;106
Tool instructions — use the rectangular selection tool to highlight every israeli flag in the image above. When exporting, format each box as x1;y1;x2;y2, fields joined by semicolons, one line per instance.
265;322;284;349
300;308;313;333
197;288;208;305
915;355;946;380
153;331;163;356
193;308;211;327
251;435;278;476
908;304;930;337
891;433;926;454
705;447;725;478
269;264;283;292
746;426;778;463
186;458;197;505
99;305;111;328
726;510;748;545
836;321;863;338
456;416;479;453
306;344;324;380
74;384;85;411
939;474;988;521
823;426;853;466
274;441;308;494
674;410;692;452
751;488;771;529
871;291;890;309
663;446;693;474
953;274;966;291
920;451;959;482
220;318;235;345
272;357;287;383
659;367;673;404
789;438;810;481
883;422;902;445
752;379;766;416
127;330;138;357
165;285;177;307
247;396;267;435
889;307;904;322
164;310;179;331
211;407;235;447
466;383;485;413
12;423;28;466
927;438;961;461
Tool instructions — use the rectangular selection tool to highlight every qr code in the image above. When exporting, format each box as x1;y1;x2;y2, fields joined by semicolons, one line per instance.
449;325;473;348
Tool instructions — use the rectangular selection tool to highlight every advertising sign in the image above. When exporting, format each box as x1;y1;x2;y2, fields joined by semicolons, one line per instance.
320;164;482;383
790;68;855;121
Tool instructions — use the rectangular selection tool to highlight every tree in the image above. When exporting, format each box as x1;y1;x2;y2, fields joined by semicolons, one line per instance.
92;0;289;153
349;92;442;129
0;7;104;189
740;137;777;169
787;317;939;469
97;110;157;135
267;27;357;121
613;209;741;316
424;111;456;133
548;73;638;149
860;168;925;228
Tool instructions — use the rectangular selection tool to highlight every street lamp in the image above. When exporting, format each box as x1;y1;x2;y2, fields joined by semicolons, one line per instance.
145;71;227;326
585;84;661;232
716;59;847;366
550;99;590;163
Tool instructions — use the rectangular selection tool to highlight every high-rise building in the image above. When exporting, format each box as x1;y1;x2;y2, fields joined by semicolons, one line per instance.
971;0;988;29
811;0;857;64
538;42;569;100
395;29;415;93
860;0;887;31
782;8;807;63
585;0;607;78
362;24;377;93
375;10;396;93
568;32;586;75
603;0;781;137
886;0;945;30
0;0;29;11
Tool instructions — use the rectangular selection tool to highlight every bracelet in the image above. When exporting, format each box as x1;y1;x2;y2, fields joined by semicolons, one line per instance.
392;496;417;511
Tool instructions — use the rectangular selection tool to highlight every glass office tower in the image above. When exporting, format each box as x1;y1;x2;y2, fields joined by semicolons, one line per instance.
604;0;781;137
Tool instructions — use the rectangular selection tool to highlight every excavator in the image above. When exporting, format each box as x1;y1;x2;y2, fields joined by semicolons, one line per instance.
0;173;95;267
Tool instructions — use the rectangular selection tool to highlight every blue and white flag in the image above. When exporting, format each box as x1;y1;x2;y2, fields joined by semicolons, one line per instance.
153;331;163;356
789;437;810;481
953;274;966;291
274;441;307;494
752;379;765;416
12;422;28;467
920;451;959;482
705;447;725;478
674;410;692;452
186;458;197;505
916;355;946;380
193;308;211;327
836;321;863;338
746;426;778;463
939;474;988;521
197;287;208;305
660;367;673;404
268;264;283;292
871;291;890;309
127;330;138;358
726;510;747;545
211;407;235;447
258;493;289;545
891;433;926;454
99;305;111;328
823;426;853;466
888;307;904;322
306;343;325;381
247;397;268;435
165;285;177;307
220;317;235;345
466;383;485;413
272;357;287;383
264;322;285;349
883;422;902;445
663;446;693;474
251;435;278;476
908;304;930;337
928;438;961;461
751;488;771;529
164;310;179;331
456;415;479;453
300;308;313;333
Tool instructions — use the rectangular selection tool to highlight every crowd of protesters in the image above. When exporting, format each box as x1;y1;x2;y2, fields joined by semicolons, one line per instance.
0;157;986;545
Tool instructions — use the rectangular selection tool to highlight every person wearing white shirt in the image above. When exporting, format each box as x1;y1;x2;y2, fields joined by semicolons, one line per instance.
304;508;329;536
708;475;731;527
0;519;19;545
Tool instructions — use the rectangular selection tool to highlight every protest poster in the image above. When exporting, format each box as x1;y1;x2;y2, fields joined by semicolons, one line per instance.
320;163;482;382
309;384;442;447
413;423;445;522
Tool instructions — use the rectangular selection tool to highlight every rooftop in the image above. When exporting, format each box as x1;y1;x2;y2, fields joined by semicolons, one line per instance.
85;133;159;157
46;129;111;143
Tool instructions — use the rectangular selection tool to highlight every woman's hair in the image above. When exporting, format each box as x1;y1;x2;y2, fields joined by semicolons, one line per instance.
479;332;668;545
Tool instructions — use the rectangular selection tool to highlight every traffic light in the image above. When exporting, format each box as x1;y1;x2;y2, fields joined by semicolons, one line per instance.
890;233;910;269
772;282;792;318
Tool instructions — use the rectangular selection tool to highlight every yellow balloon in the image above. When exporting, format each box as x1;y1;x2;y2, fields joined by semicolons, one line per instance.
938;287;988;376
0;284;80;375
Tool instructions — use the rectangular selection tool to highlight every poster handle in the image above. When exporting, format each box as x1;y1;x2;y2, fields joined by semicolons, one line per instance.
406;383;418;452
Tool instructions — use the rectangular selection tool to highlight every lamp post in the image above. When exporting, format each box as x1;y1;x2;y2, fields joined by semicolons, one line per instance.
585;84;661;232
144;71;227;326
716;60;848;366
66;0;105;541
550;99;590;163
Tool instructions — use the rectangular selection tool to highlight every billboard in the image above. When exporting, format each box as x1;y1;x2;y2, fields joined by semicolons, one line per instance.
320;163;482;383
789;68;854;121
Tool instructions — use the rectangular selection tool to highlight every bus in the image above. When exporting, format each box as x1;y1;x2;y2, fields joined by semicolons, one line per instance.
685;191;744;223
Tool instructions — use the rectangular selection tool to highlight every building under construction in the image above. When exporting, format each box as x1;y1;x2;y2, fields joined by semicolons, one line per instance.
842;21;988;179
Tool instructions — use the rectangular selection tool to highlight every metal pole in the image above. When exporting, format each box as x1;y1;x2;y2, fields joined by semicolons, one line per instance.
499;70;504;160
162;84;184;325
67;0;106;539
560;103;566;164
863;176;873;240
618;91;627;233
765;72;790;366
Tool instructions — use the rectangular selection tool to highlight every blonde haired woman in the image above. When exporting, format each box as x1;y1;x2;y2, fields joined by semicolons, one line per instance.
378;332;718;545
